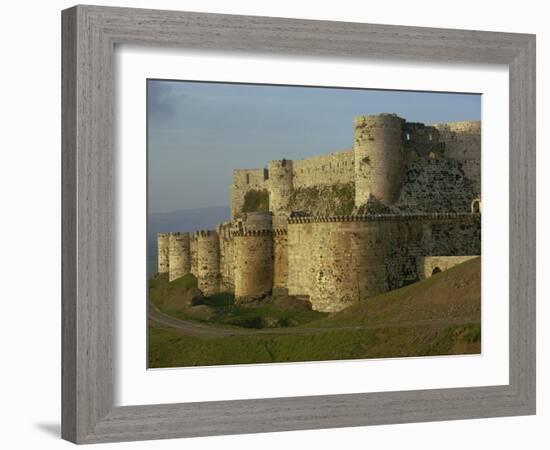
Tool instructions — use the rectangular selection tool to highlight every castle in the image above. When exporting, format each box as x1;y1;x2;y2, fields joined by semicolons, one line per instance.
157;113;482;312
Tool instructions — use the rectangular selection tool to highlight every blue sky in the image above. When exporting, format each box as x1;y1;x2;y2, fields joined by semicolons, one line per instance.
147;80;480;214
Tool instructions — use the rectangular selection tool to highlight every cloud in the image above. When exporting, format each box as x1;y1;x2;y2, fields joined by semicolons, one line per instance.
147;80;188;118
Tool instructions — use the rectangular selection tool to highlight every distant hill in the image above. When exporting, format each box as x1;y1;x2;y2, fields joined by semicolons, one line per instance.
147;206;230;277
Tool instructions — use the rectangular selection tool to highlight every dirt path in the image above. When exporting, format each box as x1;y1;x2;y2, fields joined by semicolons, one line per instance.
149;303;478;338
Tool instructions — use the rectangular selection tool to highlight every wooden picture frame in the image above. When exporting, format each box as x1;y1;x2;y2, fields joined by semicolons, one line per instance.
61;5;536;444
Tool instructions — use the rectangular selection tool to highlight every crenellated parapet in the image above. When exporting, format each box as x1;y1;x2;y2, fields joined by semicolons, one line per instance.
288;212;480;224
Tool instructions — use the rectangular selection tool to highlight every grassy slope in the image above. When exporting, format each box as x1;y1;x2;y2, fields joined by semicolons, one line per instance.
149;257;481;368
149;273;327;327
310;256;481;328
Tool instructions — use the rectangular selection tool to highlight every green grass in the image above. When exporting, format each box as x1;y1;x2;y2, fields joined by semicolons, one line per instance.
288;183;355;216
242;189;270;213
213;304;327;329
148;321;481;368
149;273;198;309
149;273;327;328
308;257;481;329
148;258;481;367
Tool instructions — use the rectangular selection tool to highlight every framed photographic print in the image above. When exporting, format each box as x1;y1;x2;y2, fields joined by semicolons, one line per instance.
62;5;536;444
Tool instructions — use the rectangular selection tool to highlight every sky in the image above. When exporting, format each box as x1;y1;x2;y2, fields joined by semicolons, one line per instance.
147;80;481;214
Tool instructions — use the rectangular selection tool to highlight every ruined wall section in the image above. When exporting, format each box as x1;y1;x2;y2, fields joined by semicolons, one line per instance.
157;233;170;274
393;159;478;213
461;159;481;196
288;182;355;216
168;232;190;282
231;168;268;219
402;122;444;160
354;114;405;207
421;214;481;256
292;149;354;188
434;121;481;196
195;230;220;296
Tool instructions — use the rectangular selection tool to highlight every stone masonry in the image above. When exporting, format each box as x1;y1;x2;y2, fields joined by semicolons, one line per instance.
157;113;482;312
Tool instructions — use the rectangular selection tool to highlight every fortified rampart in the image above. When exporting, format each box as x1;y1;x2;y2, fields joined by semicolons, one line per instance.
156;113;482;312
229;115;480;219
286;213;480;311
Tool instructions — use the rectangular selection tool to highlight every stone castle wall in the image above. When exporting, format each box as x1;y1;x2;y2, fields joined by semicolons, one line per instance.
229;117;480;219
434;121;481;161
416;255;478;280
157;211;480;312
157;113;482;313
286;213;480;311
292;149;354;188
392;159;478;213
231;168;268;219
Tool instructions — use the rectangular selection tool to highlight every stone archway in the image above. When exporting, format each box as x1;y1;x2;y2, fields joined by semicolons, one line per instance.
431;267;442;276
471;198;481;213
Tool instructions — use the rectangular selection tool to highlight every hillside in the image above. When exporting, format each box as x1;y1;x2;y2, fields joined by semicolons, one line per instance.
149;257;481;367
310;256;481;328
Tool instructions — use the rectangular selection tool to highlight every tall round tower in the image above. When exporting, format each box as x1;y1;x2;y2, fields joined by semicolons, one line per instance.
157;233;170;274
196;230;220;296
234;231;274;302
268;159;293;215
354;114;404;207
168;232;191;282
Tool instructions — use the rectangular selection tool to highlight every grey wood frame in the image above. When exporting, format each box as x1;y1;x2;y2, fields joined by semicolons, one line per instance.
61;4;536;444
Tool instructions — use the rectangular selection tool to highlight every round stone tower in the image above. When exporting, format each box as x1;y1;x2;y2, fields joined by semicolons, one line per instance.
268;159;293;215
168;232;191;282
196;230;220;296
157;233;170;274
354;114;404;207
234;230;274;302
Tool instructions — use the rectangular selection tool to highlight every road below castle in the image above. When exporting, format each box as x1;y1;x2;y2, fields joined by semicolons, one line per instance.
148;301;477;338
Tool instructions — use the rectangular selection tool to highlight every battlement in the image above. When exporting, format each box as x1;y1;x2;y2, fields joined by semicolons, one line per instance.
232;229;275;237
192;229;217;237
287;212;480;224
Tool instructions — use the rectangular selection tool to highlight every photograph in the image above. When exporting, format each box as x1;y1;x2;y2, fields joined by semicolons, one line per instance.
147;80;482;368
